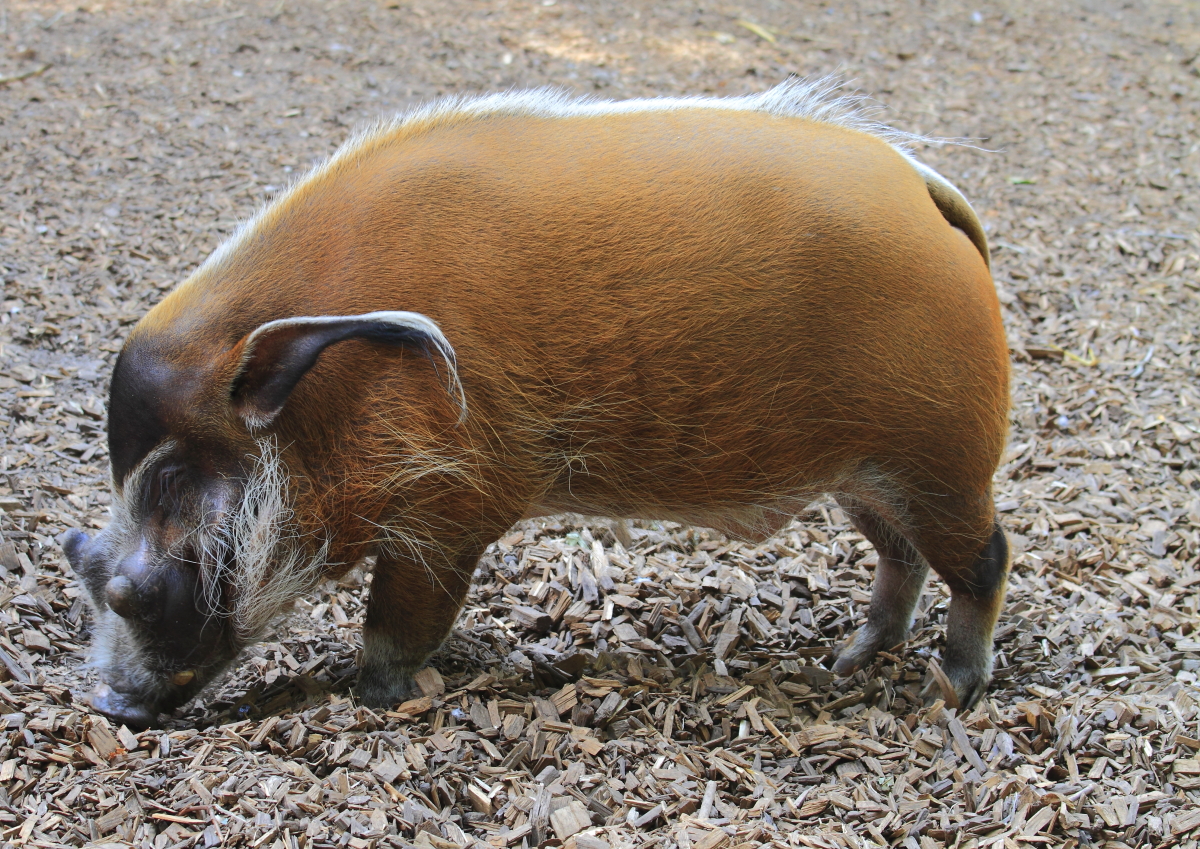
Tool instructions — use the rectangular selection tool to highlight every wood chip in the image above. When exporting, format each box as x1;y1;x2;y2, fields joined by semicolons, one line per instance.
414;666;446;698
694;829;731;849
550;800;593;840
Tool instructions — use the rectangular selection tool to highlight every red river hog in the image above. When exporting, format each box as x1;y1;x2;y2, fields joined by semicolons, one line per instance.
61;80;1010;727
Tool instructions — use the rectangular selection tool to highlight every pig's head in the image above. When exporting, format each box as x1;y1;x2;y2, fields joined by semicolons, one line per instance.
63;309;463;727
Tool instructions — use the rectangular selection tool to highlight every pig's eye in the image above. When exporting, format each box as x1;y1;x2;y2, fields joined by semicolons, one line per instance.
151;465;184;513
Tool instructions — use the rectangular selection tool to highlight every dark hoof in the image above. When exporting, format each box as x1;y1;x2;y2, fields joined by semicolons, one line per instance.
832;624;905;677
922;658;990;712
354;667;415;708
831;644;865;677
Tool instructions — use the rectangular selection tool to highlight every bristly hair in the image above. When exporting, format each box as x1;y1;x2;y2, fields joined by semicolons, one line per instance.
202;76;937;273
196;437;329;641
340;74;933;155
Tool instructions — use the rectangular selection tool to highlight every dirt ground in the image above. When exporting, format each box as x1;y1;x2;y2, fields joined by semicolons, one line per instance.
1;0;1199;847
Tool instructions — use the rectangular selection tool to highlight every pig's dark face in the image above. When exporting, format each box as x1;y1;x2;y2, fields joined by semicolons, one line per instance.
64;307;462;727
62;459;237;727
64;430;327;728
63;405;267;728
63;337;320;728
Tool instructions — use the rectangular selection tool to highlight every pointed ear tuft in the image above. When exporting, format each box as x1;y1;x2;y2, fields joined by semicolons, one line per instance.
230;311;466;429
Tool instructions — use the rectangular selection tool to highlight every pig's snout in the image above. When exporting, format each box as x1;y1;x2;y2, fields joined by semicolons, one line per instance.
105;574;157;621
86;683;159;730
102;543;183;625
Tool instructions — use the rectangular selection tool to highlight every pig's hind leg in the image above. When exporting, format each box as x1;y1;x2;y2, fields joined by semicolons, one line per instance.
830;496;1009;710
356;551;475;707
924;518;1009;710
831;499;930;677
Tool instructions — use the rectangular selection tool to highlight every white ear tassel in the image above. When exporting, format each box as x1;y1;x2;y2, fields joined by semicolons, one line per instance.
357;311;468;425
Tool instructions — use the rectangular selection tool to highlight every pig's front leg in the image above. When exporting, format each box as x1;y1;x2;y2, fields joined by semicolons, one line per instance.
356;550;477;707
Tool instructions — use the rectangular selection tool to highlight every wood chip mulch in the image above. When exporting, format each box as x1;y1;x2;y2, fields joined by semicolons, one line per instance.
3;511;1200;849
0;1;1198;848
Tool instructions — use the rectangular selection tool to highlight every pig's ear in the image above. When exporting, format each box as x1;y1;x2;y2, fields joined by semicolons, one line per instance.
229;311;465;429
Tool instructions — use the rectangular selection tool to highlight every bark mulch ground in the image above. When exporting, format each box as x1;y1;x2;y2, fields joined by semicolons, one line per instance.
0;1;1198;847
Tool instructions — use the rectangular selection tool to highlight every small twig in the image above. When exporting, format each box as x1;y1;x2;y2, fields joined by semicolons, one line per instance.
1130;344;1155;378
737;20;777;43
0;64;50;86
1043;341;1100;367
926;658;960;710
39;10;68;30
192;10;246;27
